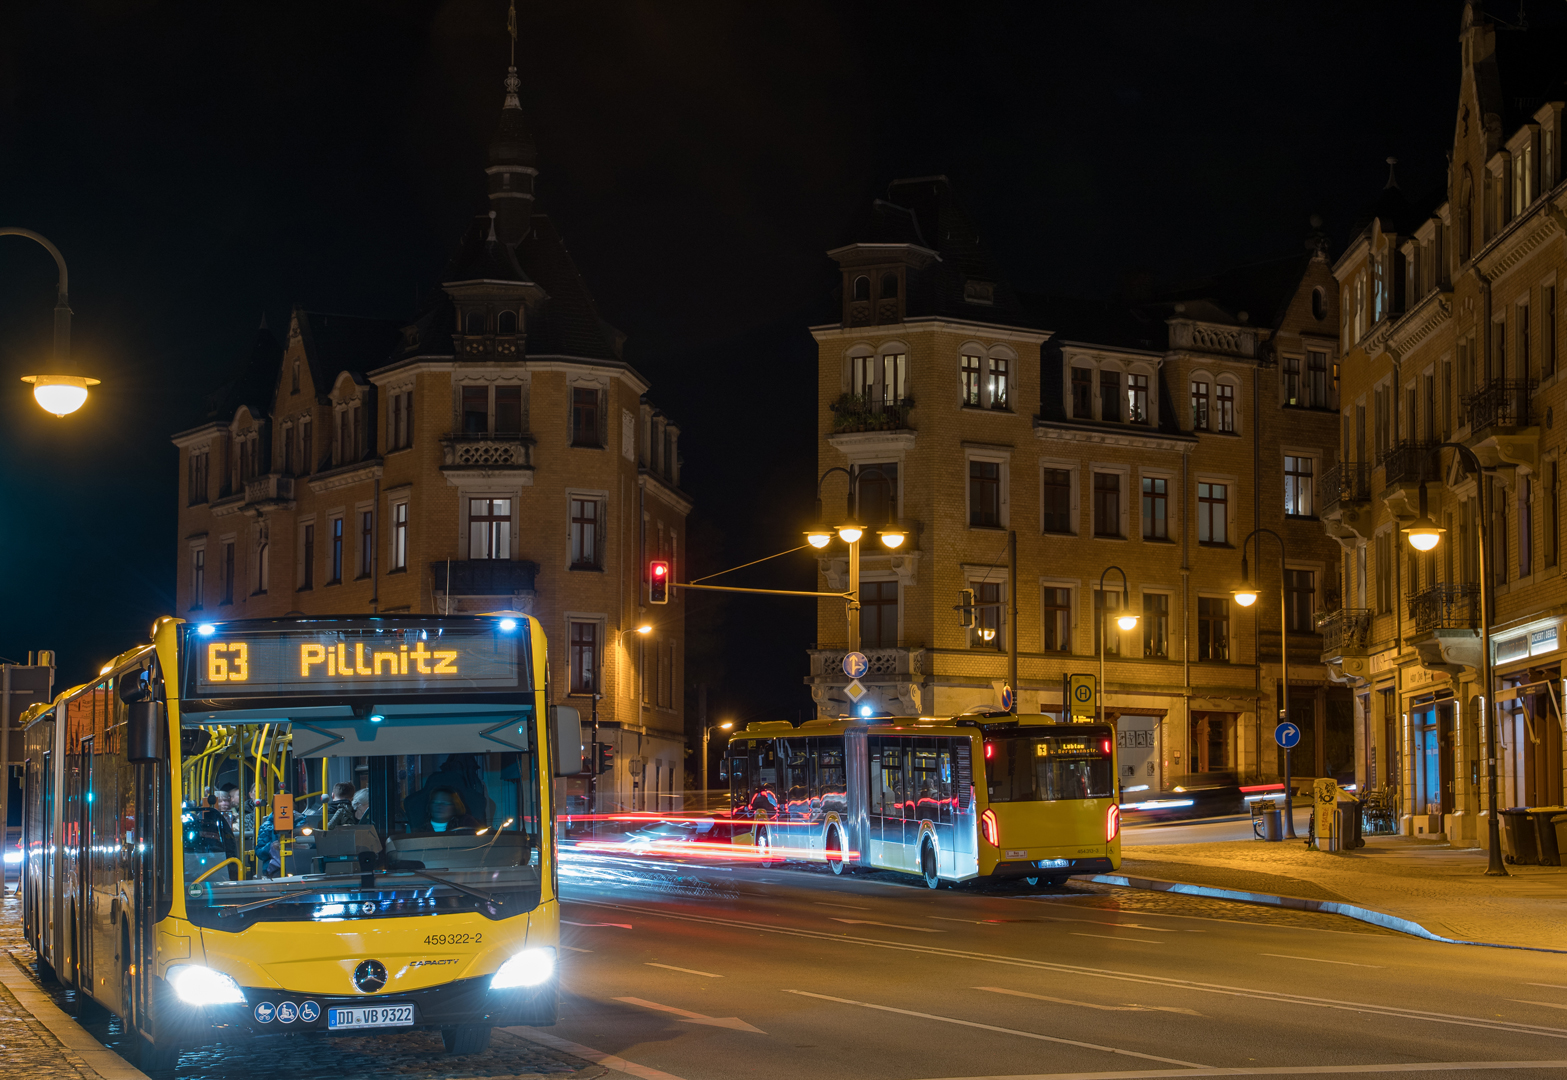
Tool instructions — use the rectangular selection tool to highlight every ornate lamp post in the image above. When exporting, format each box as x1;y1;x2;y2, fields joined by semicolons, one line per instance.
1404;443;1506;876
1231;528;1295;838
1097;566;1140;725
807;465;904;655
1;228;98;415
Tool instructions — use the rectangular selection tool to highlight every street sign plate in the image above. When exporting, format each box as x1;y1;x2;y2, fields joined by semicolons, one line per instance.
842;651;869;679
1066;674;1096;718
1000;684;1014;711
1275;722;1301;749
844;679;868;703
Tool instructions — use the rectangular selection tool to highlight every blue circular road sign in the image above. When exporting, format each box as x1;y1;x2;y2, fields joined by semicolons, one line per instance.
1001;685;1014;710
842;651;869;679
1275;722;1302;749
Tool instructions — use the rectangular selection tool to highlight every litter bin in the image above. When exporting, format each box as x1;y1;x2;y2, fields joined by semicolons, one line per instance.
1259;802;1282;842
1531;807;1566;866
1336;798;1364;849
1553;815;1567;864
1500;808;1540;864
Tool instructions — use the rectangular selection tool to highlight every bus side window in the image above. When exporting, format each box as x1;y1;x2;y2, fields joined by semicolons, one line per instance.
938;740;954;824
819;737;846;816
728;746;751;812
884;740;907;819
868;739;885;819
803;737;819;817
783;739;808;819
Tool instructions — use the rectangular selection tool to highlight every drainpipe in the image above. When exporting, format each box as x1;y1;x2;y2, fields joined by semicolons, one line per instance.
371;478;380;613
1181;443;1191;793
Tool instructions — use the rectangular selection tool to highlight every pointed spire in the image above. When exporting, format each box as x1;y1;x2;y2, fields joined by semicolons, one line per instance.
1385;155;1400;190
258;312;270;332
487;0;537;246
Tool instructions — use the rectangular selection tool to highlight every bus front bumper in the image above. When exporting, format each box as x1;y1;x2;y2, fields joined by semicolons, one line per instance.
158;974;558;1040
991;856;1114;879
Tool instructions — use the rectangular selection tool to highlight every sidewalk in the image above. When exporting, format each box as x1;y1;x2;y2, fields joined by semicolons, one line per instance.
1103;834;1567;951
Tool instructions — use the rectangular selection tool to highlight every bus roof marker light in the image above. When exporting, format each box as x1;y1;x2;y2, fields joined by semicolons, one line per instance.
197;623;217;636
369;714;385;723
858;704;874;718
498;618;518;632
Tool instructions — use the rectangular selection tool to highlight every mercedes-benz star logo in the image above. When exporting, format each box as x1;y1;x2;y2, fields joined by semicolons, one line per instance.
353;959;388;993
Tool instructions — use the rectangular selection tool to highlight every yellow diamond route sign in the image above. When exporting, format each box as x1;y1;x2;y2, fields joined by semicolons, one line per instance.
844;679;869;703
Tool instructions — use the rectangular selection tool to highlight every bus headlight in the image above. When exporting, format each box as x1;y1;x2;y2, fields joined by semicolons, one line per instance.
168;964;245;1005
489;947;556;990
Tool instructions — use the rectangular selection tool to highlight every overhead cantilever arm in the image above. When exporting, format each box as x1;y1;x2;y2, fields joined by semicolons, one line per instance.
0;227;71;358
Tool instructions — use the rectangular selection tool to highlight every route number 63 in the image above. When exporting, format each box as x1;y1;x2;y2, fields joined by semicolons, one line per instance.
207;642;250;682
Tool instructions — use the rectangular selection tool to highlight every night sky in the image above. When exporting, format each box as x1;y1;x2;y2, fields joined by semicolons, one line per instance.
0;2;1484;722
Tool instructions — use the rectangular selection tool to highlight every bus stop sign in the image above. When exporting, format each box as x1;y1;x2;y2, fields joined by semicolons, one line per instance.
1066;673;1097;718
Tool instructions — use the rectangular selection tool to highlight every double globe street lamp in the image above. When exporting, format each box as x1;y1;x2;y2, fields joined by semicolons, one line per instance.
807;465;905;656
2;227;98;416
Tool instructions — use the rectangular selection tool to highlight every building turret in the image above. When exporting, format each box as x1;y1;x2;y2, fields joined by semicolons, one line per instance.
487;5;537;247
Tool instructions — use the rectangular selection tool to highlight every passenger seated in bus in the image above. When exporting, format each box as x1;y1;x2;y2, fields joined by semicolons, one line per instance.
427;788;481;834
352;786;370;822
402;754;490;830
325;782;358;830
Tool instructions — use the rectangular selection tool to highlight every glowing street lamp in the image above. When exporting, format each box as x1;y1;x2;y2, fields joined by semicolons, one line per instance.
2;228;97;416
702;719;734;798
811;465;902;653
1097;566;1138;725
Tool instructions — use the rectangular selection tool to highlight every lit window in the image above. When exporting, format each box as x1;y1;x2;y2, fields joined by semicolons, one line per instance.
1215;384;1235;432
988;356;1009;409
961;354;982;405
469;498;512;560
1127;374;1149;423
1284;456;1315;518
1190;381;1209;431
1198;483;1228;544
390;503;408;571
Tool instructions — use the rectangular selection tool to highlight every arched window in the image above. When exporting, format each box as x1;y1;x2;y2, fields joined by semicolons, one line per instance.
1459;169;1474;261
465;310;485;334
1311;287;1326;321
497;310;518;335
853;276;870;301
880;273;899;300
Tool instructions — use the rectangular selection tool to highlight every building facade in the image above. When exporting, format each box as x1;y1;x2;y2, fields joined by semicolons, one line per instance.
1324;2;1567;845
808;176;1348;790
171;65;692;814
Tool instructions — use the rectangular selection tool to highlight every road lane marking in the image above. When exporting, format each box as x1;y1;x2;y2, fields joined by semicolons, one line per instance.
1528;983;1567;990
615;995;765;1033
563;919;634;928
812;901;871;910
781;989;1208;1068
562;945;593;953
569;898;1567;1041
830;917;944;932
646;963;723;978
1514;1000;1567;1011
930;915;1182;933
976;986;1200;1016
1067;930;1162;944
1260;953;1382;968
505;1027;691;1080
914;1060;1567;1079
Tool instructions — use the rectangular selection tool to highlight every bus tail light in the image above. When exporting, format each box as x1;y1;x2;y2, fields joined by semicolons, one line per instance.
984;742;994;760
1106;804;1121;842
1102;739;1111;755
980;808;999;847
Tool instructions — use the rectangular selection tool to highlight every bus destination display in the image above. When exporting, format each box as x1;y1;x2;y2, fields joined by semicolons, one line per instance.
187;627;525;697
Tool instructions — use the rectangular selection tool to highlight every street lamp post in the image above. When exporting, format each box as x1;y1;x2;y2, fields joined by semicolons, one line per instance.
1404;443;1506;876
1;227;98;415
1097;567;1140;725
702;721;733;805
807;466;904;659
1231;528;1294;838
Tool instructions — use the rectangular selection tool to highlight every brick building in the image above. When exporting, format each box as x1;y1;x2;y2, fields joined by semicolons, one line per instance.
171;62;691;814
1324;2;1567;845
807;176;1347;790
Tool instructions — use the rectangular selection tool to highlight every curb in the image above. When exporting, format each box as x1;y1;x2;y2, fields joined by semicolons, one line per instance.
1082;872;1567;954
0;950;149;1080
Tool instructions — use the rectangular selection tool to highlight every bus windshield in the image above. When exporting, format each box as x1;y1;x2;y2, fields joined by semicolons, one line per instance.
985;731;1113;803
179;713;542;927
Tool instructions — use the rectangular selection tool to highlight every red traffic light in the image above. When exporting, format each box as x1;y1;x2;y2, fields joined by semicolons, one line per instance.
649;560;670;604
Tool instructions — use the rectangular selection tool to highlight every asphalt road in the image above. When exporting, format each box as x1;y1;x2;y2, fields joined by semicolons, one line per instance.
543;848;1567;1080
1121;808;1312;845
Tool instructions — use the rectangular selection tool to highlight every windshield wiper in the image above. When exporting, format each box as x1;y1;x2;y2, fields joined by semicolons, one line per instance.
229;888;325;917
385;867;504;906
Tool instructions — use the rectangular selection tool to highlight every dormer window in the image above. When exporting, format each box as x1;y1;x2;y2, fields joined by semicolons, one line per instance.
880;273;899;299
964;280;995;305
497;310;518;335
1127;374;1149;423
1311;287;1326;321
988;356;1009;410
464;310;485;335
853;276;870;301
291;359;300;394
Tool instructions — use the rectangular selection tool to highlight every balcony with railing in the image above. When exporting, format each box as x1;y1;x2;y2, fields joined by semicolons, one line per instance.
1320;462;1373;540
243;473;295;511
441;432;535;472
1379;440;1437;488
1464;378;1539;471
1317;608;1371;656
807;646;926;715
830;393;914;433
431;559;540;598
1407;582;1482;673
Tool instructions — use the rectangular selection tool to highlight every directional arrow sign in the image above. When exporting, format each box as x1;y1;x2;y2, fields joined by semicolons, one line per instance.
615;996;766;1034
1274;722;1301;749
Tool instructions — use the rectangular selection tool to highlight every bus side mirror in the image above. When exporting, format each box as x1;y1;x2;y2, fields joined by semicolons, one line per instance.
551;705;583;777
127;700;168;764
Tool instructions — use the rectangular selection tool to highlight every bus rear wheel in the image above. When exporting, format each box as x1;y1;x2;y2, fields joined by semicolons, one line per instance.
920;842;940;889
441;1023;493;1055
825;826;844;876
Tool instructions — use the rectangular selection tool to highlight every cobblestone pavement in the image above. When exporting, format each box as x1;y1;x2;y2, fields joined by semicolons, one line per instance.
0;887;602;1080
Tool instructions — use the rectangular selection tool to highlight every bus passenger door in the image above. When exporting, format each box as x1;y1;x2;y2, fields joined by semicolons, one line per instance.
76;737;93;992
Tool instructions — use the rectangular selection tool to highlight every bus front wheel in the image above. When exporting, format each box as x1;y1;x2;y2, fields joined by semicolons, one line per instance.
442;1023;492;1055
825;826;844;876
920;842;940;889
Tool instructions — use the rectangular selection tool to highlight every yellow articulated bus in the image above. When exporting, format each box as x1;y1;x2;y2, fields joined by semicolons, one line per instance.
723;713;1120;888
21;615;582;1073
